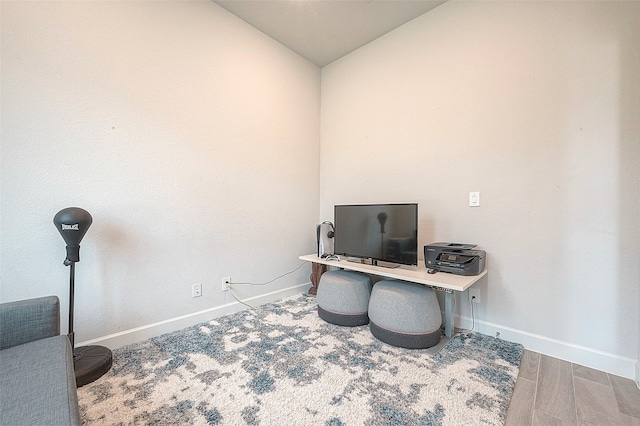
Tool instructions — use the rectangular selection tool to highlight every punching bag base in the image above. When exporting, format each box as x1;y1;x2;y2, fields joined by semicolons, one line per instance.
74;345;113;387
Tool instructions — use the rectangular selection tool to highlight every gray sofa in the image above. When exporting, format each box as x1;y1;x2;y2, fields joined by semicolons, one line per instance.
0;296;81;425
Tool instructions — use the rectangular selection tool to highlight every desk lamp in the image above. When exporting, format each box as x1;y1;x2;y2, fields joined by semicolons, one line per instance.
54;207;112;387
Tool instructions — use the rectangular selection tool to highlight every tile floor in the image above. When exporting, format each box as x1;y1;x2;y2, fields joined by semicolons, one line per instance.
506;350;640;425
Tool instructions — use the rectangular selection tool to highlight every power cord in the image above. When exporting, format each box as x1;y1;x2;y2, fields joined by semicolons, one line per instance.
226;262;308;309
230;262;306;287
228;286;255;309
453;295;476;337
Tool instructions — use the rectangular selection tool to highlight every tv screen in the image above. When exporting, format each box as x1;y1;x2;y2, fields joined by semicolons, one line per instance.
334;203;418;266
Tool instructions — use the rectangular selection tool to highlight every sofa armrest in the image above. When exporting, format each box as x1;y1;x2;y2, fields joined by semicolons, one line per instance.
0;296;61;350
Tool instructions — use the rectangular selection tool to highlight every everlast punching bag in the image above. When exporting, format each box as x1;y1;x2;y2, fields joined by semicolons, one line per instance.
54;207;112;387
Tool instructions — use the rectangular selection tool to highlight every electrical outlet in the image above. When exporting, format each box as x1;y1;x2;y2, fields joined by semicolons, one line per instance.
221;277;231;292
469;288;480;304
192;283;202;298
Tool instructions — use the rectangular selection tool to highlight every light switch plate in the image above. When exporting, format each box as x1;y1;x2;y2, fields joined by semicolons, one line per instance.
469;192;480;207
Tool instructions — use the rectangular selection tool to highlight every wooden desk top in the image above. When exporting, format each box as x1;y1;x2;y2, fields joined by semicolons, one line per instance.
299;254;486;292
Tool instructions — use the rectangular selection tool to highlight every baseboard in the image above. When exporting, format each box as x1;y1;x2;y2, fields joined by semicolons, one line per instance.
77;288;639;385
76;283;310;350
456;314;638;381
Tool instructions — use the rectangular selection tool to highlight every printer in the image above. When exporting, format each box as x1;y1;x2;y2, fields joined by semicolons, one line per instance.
424;242;486;276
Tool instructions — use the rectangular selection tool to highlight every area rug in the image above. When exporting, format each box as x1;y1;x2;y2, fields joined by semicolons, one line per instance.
78;294;523;425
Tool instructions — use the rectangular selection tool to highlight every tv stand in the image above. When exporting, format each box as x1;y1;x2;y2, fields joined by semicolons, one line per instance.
299;254;487;338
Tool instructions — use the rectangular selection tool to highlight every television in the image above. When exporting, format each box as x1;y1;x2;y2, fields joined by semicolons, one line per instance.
334;203;418;267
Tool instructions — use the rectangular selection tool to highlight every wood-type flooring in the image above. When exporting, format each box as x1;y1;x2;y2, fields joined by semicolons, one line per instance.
506;350;640;425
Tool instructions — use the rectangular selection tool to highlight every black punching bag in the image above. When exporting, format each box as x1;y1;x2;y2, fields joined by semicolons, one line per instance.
53;207;112;387
54;208;92;264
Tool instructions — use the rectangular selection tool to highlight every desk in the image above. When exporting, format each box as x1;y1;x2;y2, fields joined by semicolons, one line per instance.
299;254;487;337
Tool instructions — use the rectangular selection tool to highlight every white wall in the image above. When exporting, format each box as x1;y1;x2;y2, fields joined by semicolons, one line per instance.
321;1;640;378
1;1;320;343
2;0;638;383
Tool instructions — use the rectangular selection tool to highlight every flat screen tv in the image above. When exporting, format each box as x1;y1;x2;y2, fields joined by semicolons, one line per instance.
334;203;418;267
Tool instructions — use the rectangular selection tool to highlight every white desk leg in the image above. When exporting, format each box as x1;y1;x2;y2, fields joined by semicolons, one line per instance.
444;290;454;338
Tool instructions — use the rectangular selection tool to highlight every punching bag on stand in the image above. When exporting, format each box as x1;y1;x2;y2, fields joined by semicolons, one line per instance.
54;207;112;387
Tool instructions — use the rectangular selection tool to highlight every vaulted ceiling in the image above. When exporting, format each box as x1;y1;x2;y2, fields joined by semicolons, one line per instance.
214;1;446;67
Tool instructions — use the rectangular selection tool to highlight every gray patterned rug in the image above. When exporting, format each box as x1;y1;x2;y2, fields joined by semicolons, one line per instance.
78;294;522;425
